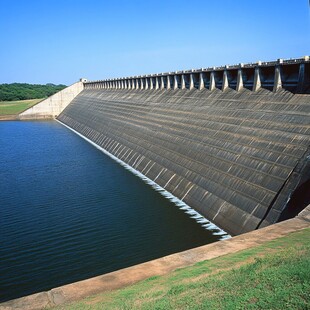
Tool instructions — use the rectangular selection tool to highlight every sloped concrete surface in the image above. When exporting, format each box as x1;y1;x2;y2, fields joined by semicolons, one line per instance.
18;82;83;120
58;87;310;235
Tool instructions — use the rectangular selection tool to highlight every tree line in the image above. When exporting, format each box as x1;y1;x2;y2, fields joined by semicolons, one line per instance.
0;83;67;101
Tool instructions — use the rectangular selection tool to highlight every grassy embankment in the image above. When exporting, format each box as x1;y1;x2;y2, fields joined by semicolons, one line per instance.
0;83;66;118
0;99;42;117
54;228;310;310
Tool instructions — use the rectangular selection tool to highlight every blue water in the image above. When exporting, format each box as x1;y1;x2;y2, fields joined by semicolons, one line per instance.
0;121;226;302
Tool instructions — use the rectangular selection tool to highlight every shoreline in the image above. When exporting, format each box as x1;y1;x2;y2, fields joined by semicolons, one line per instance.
1;206;309;310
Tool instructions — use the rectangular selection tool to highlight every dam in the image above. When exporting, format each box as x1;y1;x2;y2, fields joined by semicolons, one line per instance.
20;57;310;236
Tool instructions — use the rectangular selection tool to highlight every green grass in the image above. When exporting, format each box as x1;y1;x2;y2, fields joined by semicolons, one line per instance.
53;228;310;310
0;98;42;115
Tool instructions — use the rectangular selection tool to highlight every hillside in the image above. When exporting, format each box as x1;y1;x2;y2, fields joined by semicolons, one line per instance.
0;83;66;101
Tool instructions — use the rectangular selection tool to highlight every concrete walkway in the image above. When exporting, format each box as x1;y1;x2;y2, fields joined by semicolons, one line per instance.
1;207;309;310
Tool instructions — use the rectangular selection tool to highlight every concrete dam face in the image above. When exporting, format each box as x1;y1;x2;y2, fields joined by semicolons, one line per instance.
55;58;310;236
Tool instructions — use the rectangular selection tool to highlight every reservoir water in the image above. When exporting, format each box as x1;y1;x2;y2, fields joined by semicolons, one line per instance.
0;121;228;302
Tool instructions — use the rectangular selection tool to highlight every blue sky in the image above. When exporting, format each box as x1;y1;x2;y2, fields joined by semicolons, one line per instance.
0;0;309;85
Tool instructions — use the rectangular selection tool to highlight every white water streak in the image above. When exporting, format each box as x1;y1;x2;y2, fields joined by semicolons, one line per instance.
57;120;231;240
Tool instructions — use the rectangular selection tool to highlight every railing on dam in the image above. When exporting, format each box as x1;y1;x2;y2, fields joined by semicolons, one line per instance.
84;56;310;93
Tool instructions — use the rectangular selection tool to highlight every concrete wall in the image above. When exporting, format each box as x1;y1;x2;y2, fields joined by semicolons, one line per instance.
19;81;84;120
58;57;310;236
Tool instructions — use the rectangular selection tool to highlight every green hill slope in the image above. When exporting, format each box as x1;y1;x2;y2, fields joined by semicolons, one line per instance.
0;83;66;101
